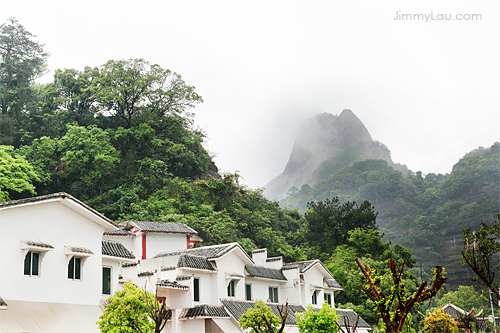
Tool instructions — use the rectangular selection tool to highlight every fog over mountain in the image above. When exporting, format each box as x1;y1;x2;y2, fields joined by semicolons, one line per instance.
264;109;393;199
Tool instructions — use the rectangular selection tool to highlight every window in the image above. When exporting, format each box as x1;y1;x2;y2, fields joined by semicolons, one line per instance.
312;290;318;305
268;286;278;303
24;251;39;276
102;267;111;295
227;280;235;297
194;278;200;302
68;257;81;280
246;284;252;301
324;293;332;306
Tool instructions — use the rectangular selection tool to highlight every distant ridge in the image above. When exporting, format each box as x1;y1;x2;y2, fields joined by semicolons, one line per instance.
264;109;392;199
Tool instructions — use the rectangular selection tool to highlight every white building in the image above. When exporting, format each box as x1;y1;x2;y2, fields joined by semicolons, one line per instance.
0;192;370;333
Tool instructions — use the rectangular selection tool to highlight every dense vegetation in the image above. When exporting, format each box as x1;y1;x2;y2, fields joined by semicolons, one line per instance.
281;143;500;288
2;18;498;330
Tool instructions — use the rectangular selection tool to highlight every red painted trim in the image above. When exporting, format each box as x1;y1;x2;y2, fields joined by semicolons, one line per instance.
187;234;191;249
142;233;147;259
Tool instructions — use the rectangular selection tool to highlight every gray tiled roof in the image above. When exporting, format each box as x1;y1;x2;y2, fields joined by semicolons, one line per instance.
221;300;370;329
324;278;342;289
442;303;466;319
155;243;243;260
122;262;139;268
180;305;230;319
104;227;133;236
23;240;54;249
102;240;135;259
67;246;94;254
336;309;371;329
221;299;305;325
127;221;197;234
178;254;215;271
282;260;315;273
0;296;7;308
245;266;287;281
157;280;189;290
138;271;154;277
176;275;192;281
252;249;266;254
0;192;117;227
266;257;282;262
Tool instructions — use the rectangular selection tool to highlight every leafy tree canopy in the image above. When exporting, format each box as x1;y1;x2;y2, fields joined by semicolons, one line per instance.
296;302;340;333
97;282;154;333
0;145;39;201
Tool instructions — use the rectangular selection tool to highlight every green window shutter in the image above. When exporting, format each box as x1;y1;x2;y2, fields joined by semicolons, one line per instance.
32;252;39;276
24;252;32;275
102;267;111;295
68;257;75;279
246;284;252;301
194;278;200;301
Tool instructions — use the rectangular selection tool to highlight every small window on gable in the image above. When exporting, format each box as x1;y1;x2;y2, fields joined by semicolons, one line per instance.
68;257;82;280
24;251;39;276
246;283;252;301
312;290;318;305
194;278;200;302
324;293;332;306
227;280;236;297
269;286;278;303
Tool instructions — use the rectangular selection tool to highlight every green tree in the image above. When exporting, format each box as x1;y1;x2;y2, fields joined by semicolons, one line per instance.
296;302;340;333
0;18;49;146
57;125;119;198
97;282;154;333
91;59;202;128
239;300;288;333
356;258;447;333
462;214;500;302
304;197;378;260
0;145;39;201
0;17;49;116
422;308;458;333
437;286;490;314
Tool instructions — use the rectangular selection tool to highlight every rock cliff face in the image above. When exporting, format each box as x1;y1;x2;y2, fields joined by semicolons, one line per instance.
264;109;392;199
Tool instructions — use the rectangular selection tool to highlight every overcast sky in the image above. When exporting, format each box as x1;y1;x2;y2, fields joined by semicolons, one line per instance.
4;1;499;189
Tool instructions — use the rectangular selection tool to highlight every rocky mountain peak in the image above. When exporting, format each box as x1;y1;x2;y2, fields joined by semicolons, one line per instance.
264;109;391;199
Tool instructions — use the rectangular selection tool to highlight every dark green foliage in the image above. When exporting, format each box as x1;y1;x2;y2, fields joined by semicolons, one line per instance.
283;143;500;288
304;197;378;260
0;18;49;146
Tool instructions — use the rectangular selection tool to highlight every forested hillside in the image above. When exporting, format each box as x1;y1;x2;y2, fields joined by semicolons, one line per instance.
280;142;500;287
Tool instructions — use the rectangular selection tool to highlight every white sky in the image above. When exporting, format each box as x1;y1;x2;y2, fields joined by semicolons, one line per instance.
4;1;499;189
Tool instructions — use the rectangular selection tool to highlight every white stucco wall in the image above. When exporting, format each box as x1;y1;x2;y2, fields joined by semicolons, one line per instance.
245;278;284;303
0;201;109;305
145;233;187;258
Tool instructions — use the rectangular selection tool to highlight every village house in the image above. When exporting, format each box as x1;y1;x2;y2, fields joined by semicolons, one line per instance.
0;192;370;333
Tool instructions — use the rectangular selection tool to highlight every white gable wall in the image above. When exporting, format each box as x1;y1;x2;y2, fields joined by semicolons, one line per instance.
304;265;327;308
214;251;247;302
0;201;107;305
145;233;187;259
